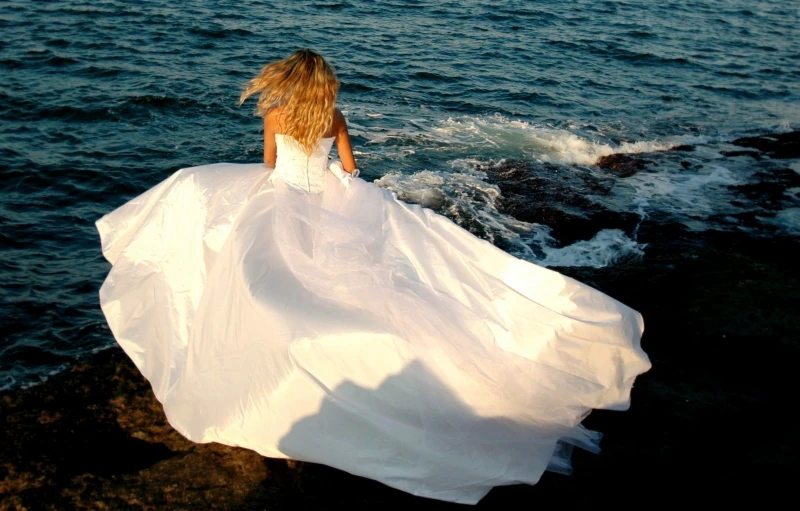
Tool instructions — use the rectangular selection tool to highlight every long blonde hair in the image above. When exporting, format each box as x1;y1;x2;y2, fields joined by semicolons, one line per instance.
239;49;340;155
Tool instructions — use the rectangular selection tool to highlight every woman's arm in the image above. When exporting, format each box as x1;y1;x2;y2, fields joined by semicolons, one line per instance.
263;109;279;168
333;109;358;173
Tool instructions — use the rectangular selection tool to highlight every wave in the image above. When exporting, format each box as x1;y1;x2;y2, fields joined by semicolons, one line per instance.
374;163;550;258
622;163;742;222
760;208;800;236
363;114;709;166
373;159;646;268
188;26;253;38
540;229;646;268
435;115;711;164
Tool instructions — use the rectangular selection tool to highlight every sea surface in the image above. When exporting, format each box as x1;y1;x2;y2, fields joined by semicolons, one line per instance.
1;0;799;390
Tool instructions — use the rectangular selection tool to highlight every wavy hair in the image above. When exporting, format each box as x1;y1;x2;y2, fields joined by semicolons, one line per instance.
239;49;340;155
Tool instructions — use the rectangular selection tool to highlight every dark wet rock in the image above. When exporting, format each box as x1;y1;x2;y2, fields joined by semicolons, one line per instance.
731;130;800;159
727;167;800;210
570;131;799;236
727;183;788;210
595;153;652;177
501;203;642;248
3;133;800;508
0;348;297;510
706;210;776;230
2;230;797;507
478;159;640;245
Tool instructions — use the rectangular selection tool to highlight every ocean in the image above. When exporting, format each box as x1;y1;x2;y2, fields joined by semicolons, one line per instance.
1;0;798;390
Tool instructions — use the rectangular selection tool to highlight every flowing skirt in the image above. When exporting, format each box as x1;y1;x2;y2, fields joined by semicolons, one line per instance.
96;162;650;504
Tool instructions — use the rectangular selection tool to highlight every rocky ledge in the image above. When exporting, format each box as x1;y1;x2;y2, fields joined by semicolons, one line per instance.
2;132;799;509
3;230;797;509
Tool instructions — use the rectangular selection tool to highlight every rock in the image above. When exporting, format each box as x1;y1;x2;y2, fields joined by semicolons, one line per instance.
478;159;640;246
727;167;800;210
2;230;798;507
0;349;279;510
3;229;798;507
731;131;800;159
4;131;800;507
595;153;652;177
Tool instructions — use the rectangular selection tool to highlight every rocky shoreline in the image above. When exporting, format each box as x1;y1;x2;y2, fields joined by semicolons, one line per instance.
2;133;798;509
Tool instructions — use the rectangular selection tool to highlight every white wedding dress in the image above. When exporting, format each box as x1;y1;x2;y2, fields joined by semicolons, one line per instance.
97;133;651;504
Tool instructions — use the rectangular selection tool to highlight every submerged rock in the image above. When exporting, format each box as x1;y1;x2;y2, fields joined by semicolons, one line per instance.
731;131;800;159
595;153;652;178
479;159;640;246
727;167;800;211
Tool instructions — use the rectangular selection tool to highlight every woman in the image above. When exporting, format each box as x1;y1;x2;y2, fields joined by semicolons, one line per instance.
96;49;651;504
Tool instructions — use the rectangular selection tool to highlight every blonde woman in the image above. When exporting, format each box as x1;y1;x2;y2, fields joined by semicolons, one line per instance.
96;49;650;504
241;49;358;176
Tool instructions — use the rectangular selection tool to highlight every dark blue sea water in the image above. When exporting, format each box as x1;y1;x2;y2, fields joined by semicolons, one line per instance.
1;0;799;390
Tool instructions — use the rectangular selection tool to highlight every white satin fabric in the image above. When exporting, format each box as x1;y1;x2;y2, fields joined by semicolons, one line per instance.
97;135;650;504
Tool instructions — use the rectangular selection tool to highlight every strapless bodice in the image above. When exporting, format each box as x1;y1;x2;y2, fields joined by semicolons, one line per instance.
273;133;335;194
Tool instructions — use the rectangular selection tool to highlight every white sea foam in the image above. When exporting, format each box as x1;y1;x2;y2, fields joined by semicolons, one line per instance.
374;165;551;259
0;375;17;393
365;114;791;264
374;164;645;268
14;362;71;391
761;208;800;236
429;114;709;165
621;164;742;223
539;229;646;268
361;114;709;166
91;341;116;354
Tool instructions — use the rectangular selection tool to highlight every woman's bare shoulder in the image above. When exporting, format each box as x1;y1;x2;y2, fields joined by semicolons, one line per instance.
333;107;346;122
264;106;286;130
331;108;348;134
